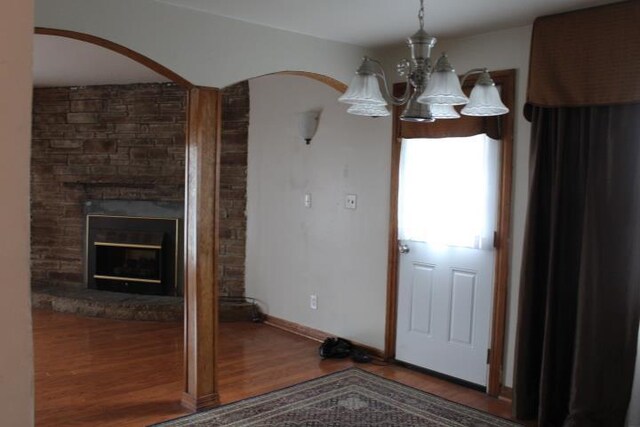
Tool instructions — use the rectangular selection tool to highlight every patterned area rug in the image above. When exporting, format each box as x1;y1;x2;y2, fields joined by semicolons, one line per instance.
155;368;521;426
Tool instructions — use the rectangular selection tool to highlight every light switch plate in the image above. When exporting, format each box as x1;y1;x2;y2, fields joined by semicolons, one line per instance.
304;193;312;208
345;194;357;209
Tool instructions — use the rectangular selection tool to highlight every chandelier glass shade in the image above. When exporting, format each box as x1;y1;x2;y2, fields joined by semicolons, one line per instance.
417;55;468;106
430;103;460;119
347;103;391;117
339;73;387;106
338;0;509;122
460;71;510;116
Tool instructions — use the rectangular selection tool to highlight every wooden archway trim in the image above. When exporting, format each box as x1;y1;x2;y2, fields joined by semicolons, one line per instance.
255;71;347;93
384;69;516;398
35;27;193;88
35;28;350;94
35;27;220;411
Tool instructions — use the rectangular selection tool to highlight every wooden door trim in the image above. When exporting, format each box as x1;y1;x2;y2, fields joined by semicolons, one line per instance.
384;104;402;360
384;69;516;397
486;70;515;396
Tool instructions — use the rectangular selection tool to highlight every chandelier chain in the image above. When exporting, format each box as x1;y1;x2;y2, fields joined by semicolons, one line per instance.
418;0;425;30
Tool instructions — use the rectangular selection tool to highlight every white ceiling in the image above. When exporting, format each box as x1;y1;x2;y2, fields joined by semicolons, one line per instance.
34;0;617;87
156;0;616;47
33;35;169;87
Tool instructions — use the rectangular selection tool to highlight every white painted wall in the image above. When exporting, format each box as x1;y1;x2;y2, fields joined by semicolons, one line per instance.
377;24;532;387
246;75;391;350
0;0;35;425
34;35;170;87
35;0;370;88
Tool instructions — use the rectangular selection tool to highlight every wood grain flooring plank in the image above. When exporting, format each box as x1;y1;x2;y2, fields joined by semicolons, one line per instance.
33;309;515;426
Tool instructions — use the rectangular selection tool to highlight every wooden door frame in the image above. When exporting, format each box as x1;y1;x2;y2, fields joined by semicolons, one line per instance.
384;69;516;397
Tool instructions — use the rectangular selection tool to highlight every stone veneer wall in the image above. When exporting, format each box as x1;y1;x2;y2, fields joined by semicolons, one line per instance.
31;82;249;297
219;83;250;297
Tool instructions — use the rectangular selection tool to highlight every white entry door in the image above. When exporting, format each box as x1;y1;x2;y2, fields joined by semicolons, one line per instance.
395;135;499;387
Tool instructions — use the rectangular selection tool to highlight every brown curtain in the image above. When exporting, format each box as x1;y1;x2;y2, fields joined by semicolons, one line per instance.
513;103;640;425
515;2;640;424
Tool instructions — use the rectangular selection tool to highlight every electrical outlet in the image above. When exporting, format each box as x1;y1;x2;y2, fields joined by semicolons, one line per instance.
345;194;357;209
304;193;312;208
310;294;318;310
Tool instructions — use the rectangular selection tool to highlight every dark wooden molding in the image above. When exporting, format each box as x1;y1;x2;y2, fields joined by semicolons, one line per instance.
182;87;221;411
499;385;513;401
263;314;327;342
263;314;385;360
34;27;193;88
384;70;516;397
35;29;349;96
180;392;220;413
486;69;516;397
383;101;403;361
258;71;347;93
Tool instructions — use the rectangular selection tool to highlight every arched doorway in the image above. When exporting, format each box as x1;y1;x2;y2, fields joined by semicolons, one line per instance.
33;28;350;418
33;27;222;414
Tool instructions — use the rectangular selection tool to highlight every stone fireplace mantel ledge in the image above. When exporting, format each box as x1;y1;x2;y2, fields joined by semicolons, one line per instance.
31;285;257;322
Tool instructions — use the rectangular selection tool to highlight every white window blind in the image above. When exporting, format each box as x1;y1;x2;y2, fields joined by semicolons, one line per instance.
398;135;499;249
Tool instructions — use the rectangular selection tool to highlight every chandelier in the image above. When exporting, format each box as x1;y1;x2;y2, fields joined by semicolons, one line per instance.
338;0;509;122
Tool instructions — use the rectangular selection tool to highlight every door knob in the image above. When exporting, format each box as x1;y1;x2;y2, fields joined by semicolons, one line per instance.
398;244;410;254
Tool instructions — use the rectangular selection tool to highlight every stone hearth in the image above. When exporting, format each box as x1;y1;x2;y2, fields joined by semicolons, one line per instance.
32;285;257;322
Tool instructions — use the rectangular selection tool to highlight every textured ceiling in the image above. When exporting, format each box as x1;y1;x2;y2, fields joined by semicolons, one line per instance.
156;0;617;48
34;0;618;86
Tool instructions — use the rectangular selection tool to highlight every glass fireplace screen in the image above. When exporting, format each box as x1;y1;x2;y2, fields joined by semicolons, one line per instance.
94;243;162;283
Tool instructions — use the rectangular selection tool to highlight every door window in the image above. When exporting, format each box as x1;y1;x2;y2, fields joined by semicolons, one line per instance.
398;134;499;249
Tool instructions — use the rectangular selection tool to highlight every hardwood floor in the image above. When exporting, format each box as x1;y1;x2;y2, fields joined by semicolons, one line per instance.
33;309;515;426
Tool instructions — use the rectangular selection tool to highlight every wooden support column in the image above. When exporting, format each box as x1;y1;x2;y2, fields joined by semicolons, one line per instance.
182;87;221;411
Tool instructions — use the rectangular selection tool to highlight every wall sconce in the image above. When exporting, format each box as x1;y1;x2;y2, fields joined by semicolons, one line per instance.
298;110;321;145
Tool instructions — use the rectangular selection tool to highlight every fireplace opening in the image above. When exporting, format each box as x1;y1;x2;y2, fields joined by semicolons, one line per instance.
95;230;163;281
87;215;180;296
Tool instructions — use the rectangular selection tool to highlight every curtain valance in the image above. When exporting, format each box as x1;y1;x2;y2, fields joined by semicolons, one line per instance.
526;1;640;111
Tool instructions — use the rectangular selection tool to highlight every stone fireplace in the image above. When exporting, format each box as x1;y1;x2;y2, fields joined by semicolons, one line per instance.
30;81;250;319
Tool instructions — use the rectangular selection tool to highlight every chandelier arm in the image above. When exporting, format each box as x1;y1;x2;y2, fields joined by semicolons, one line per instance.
379;73;412;106
367;57;412;105
460;68;488;85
